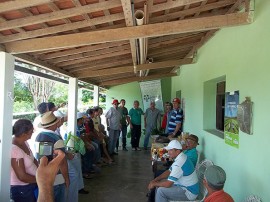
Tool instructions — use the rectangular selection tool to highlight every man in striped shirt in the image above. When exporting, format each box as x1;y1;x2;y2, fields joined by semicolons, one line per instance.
148;140;199;202
167;98;183;138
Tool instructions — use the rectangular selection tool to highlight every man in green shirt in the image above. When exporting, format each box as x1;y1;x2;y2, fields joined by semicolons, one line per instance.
117;99;129;151
128;100;144;151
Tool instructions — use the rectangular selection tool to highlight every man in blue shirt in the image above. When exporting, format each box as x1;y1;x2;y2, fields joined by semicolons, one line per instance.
148;140;199;201
183;134;199;167
167;98;184;138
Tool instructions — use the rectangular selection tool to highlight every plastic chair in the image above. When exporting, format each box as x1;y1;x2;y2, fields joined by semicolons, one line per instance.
243;195;262;202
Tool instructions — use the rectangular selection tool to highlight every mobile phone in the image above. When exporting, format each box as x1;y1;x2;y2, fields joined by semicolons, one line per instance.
38;142;54;161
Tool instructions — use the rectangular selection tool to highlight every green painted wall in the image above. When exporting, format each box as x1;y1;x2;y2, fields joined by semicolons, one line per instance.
171;0;270;200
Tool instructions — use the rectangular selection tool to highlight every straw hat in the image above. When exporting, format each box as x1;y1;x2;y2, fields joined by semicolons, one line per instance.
38;111;60;128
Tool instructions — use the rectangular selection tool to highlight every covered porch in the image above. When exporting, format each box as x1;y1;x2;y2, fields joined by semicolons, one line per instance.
0;0;269;201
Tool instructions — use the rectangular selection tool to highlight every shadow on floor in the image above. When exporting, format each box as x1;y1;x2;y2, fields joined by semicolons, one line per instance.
79;148;153;202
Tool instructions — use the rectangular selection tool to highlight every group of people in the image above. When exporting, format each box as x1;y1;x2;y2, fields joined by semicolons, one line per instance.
10;101;115;202
148;139;234;202
10;97;234;202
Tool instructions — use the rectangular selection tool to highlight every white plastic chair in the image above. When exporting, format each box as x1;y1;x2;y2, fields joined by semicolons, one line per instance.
243;195;262;202
170;159;214;202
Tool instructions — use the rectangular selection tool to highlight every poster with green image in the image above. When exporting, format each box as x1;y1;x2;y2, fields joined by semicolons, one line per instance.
224;91;239;148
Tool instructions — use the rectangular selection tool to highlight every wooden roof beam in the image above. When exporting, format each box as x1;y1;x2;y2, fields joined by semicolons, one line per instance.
5;12;252;54
0;0;57;13
49;44;130;64
121;0;138;73
0;0;121;31
39;41;129;60
15;54;75;77
151;0;237;23
150;0;204;13
0;13;125;43
101;73;177;87
75;58;193;78
56;49;131;67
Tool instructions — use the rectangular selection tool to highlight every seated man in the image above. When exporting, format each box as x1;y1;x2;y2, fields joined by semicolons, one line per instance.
203;165;234;202
148;140;199;202
183;134;199;167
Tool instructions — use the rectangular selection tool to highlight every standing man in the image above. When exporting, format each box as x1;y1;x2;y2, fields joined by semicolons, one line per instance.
36;111;69;202
144;101;161;150
203;165;234;202
128;100;144;151
168;98;184;138
117;99;129;151
148;140;199;201
105;99;121;155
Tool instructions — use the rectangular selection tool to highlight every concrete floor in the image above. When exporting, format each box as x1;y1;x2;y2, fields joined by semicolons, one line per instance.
79;148;153;202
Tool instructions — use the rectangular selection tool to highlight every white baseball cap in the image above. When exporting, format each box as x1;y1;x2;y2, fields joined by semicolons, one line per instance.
164;140;182;150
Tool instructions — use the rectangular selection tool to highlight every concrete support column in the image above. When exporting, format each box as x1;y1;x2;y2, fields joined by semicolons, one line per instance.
67;78;78;136
93;85;99;106
0;52;15;201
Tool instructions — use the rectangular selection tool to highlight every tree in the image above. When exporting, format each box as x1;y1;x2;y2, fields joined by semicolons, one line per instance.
14;74;33;103
25;75;55;109
82;90;93;103
48;83;68;107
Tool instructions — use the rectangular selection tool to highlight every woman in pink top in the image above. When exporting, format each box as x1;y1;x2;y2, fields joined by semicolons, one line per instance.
11;119;38;202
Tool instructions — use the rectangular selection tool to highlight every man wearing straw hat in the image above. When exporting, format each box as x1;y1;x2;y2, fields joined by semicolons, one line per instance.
35;111;69;202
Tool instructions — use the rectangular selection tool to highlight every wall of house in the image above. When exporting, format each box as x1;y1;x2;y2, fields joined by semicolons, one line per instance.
171;0;270;200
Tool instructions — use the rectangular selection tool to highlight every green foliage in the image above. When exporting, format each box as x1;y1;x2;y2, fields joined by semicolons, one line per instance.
99;94;106;102
14;76;33;102
13;101;35;113
82;90;93;103
13;113;37;122
48;83;68;107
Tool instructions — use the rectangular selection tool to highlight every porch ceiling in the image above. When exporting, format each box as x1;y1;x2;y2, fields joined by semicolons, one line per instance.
0;0;252;88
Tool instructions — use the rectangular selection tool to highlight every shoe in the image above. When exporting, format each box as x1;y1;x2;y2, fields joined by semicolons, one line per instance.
136;147;141;151
83;173;94;179
132;148;136;151
112;152;118;155
144;147;148;150
79;189;89;194
123;147;128;151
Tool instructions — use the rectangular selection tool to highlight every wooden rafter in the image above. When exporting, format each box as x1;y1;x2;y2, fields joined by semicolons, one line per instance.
0;13;125;43
151;0;237;23
150;0;204;13
0;0;56;13
15;54;74;77
121;0;137;73
0;0;121;32
39;41;128;60
100;73;177;87
5;12;252;54
55;49;131;67
49;44;130;64
74;59;193;78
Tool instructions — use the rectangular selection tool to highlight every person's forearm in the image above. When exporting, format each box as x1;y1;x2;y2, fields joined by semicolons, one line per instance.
59;158;69;185
38;186;54;202
153;180;172;188
154;170;170;181
19;174;36;183
173;123;182;136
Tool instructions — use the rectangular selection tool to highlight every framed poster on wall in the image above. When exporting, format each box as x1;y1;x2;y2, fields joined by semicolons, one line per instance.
224;91;239;148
